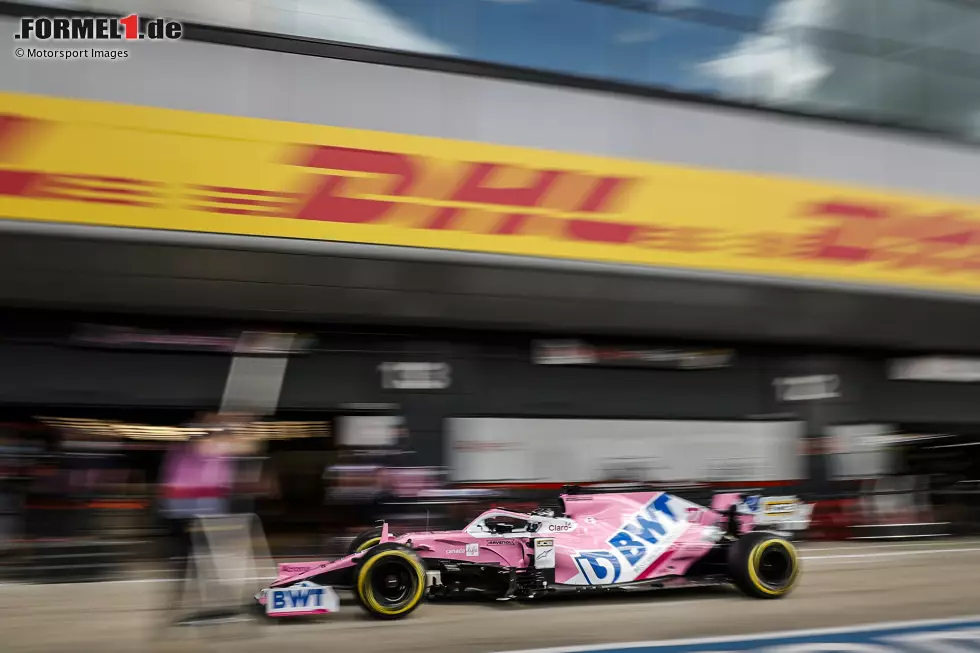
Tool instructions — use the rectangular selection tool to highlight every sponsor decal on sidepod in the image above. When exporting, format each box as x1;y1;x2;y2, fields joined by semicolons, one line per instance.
446;543;480;557
573;494;688;586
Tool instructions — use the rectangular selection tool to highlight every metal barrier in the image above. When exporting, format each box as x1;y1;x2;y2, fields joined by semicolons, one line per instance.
162;512;275;629
0;539;139;583
805;480;980;540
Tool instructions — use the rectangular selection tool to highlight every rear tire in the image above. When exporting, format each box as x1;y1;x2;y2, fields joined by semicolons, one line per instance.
348;526;389;555
354;543;426;620
728;531;800;599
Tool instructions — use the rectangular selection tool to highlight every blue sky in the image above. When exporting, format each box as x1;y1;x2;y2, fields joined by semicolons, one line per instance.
37;0;980;138
368;0;779;94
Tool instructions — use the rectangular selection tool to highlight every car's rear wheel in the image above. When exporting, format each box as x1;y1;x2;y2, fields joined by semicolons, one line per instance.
354;544;426;619
728;531;800;599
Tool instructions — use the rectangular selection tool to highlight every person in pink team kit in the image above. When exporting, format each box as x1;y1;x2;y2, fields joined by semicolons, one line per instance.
157;413;235;621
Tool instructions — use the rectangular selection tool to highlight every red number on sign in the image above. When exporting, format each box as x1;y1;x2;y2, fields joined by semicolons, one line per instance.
119;14;139;40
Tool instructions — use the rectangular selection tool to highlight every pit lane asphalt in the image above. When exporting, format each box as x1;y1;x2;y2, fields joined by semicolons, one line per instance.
2;540;979;653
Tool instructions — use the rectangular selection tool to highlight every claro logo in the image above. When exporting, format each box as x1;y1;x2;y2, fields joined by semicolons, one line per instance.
548;523;573;532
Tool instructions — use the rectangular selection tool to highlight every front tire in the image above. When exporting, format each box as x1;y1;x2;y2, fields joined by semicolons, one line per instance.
728;531;800;599
348;526;390;555
354;544;426;620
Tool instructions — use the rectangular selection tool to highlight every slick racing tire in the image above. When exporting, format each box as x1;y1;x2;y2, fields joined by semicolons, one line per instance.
354;543;426;620
349;526;392;555
728;531;800;599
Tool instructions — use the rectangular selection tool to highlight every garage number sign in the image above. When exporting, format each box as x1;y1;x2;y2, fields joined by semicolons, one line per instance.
889;357;980;382
773;374;841;402
379;362;451;390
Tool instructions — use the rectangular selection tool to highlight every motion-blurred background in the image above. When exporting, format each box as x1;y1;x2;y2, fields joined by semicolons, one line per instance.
1;0;980;589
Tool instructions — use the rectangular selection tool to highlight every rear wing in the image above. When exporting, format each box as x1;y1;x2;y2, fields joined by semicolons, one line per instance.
739;495;814;532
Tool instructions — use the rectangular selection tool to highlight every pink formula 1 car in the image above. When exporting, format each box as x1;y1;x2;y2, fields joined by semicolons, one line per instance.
255;487;805;620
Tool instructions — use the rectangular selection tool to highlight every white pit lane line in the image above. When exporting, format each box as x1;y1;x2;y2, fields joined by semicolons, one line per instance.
799;546;980;564
799;538;980;552
489;616;980;653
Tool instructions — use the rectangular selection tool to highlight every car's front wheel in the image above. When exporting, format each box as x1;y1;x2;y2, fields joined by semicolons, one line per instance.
354;544;427;619
348;526;392;555
728;531;800;599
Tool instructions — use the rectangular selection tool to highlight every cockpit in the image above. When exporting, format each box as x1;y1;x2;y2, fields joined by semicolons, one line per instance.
465;506;571;536
482;514;540;535
465;509;545;535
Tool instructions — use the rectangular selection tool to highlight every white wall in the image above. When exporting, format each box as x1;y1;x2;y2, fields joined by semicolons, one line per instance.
447;417;805;484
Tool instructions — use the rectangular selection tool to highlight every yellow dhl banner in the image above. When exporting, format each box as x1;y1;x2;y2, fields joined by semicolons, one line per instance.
2;91;980;295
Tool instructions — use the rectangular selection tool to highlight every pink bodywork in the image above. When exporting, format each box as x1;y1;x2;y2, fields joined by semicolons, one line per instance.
265;491;762;596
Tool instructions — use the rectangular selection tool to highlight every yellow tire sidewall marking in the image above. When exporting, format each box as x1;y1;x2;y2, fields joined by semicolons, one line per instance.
356;537;382;552
356;549;426;616
747;538;799;596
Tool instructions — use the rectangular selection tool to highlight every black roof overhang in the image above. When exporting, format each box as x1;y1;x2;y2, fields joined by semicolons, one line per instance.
1;220;979;352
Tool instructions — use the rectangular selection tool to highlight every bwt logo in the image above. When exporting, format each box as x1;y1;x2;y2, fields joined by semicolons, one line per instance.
270;587;326;611
572;495;683;586
574;550;622;585
608;494;681;567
